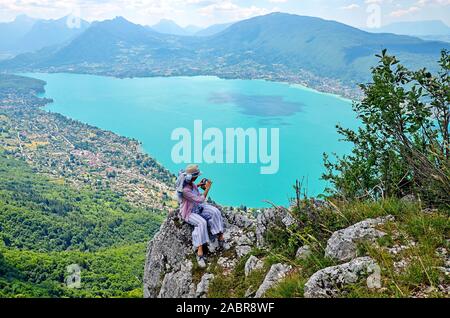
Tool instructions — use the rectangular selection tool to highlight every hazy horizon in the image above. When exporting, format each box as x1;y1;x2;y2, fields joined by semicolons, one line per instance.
2;11;450;32
1;0;449;29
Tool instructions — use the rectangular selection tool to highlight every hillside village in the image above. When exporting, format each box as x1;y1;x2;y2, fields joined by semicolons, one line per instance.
0;74;175;211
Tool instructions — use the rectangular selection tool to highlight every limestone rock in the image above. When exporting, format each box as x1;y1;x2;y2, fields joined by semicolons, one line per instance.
143;210;193;298
196;273;214;298
304;257;381;298
222;212;257;251
245;256;264;277
158;260;196;298
245;287;256;298
236;245;252;258
255;263;291;298
223;210;255;229
217;257;237;271
143;209;256;298
256;208;296;247
296;245;312;260
436;247;450;277
325;216;394;262
401;194;417;203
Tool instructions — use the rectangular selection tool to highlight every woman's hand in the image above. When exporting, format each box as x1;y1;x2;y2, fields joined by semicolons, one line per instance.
203;180;213;198
198;178;210;190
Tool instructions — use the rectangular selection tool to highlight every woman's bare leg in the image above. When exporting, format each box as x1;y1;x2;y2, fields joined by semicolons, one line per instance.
198;245;204;257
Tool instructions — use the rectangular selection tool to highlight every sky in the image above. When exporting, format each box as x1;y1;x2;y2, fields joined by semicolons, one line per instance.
1;0;449;28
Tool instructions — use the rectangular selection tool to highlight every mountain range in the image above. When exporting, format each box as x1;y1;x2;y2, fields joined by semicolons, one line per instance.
0;15;89;58
150;19;195;36
149;19;233;37
195;22;234;37
1;13;448;96
0;15;36;55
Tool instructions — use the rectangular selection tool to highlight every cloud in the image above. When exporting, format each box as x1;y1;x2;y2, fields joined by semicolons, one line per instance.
416;0;450;6
390;6;420;17
198;1;276;20
341;4;360;10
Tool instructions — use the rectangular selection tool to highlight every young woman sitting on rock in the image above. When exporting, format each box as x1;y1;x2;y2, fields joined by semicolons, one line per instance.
176;164;226;268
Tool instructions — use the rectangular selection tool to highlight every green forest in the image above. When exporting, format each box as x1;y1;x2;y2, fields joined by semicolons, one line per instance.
0;152;163;297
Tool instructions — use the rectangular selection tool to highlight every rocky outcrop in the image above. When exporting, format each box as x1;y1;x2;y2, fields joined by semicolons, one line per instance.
245;256;264;277
158;260;196;298
143;206;393;299
296;245;312;260
256;208;296;247
236;245;252;258
222;210;256;254
324;216;394;262
217;256;237;273
143;208;257;298
143;210;193;298
143;206;300;298
196;273;215;298
255;263;292;298
436;246;450;277
304;257;381;298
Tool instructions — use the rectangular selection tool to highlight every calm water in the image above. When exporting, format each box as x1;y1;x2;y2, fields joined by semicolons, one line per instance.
27;73;357;207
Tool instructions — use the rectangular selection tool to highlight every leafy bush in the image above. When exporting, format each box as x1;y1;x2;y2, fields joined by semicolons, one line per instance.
324;50;449;207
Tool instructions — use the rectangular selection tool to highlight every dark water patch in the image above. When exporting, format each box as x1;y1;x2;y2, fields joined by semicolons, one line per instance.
209;92;303;117
257;117;292;126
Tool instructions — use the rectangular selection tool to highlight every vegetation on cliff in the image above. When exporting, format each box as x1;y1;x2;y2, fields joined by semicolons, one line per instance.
181;51;450;298
324;49;449;207
258;199;447;298
0;153;161;297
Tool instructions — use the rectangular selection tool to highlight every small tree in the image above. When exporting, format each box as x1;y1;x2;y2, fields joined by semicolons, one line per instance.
324;49;449;207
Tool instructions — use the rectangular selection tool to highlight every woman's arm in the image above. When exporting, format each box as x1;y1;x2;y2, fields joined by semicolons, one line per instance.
202;180;212;199
182;185;206;204
183;181;213;203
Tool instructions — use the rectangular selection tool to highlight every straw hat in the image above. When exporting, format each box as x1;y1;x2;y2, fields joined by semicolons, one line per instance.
186;164;201;176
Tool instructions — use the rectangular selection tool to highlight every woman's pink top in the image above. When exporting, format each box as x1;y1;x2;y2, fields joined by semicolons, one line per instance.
180;184;205;221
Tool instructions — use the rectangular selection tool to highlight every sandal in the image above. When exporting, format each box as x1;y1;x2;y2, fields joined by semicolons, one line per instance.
197;255;207;268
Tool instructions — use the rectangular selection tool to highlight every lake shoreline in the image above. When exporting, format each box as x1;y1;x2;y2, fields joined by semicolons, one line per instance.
22;72;357;207
17;69;361;102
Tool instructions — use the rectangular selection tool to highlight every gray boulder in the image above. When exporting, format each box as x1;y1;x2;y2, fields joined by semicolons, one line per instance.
196;273;215;298
236;245;252;258
325;216;394;262
143;210;193;298
304;257;381;298
158;260;196;298
256;208;296;247
296;245;312;260
223;210;255;229
255;263;292;298
222;211;257;253
245;256;264;277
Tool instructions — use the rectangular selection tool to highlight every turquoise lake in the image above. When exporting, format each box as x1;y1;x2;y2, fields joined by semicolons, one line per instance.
27;73;357;207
